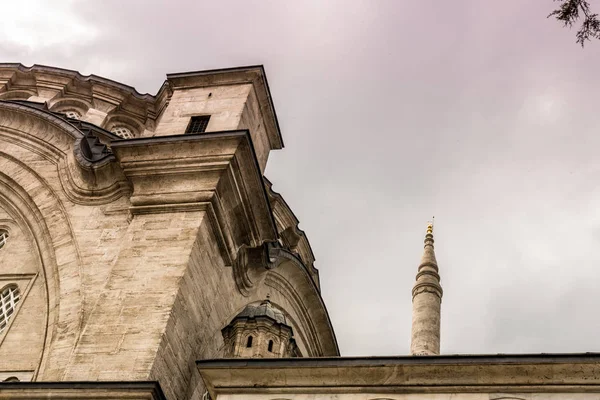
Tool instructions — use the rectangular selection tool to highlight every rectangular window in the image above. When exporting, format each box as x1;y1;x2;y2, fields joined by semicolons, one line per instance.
185;115;211;134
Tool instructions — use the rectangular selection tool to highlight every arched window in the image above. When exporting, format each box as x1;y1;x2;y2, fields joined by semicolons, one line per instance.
2;376;19;382
63;109;82;120
0;230;7;250
246;336;253;348
0;285;20;334
0;91;33;101
268;340;274;352
49;98;89;119
111;126;135;139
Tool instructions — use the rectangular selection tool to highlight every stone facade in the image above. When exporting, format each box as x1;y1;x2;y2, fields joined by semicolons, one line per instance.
0;64;337;400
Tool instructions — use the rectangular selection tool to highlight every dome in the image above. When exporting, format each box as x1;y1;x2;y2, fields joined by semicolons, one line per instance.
236;298;288;325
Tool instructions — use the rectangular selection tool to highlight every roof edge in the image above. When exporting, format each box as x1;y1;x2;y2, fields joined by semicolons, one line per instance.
197;352;600;369
197;353;600;397
0;63;157;100
0;381;166;400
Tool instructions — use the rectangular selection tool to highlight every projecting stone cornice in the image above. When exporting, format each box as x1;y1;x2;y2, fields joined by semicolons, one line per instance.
110;130;278;265
0;63;165;123
197;354;600;397
0;381;166;400
0;63;158;100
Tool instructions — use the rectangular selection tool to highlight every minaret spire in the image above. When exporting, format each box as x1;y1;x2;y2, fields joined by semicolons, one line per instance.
410;219;443;355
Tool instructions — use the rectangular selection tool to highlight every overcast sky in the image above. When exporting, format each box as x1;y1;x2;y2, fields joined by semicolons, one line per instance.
3;0;600;356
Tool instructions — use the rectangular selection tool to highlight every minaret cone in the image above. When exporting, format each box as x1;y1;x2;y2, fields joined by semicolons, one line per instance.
410;221;443;355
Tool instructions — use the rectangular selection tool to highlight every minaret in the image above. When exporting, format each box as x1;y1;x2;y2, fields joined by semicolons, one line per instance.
410;221;443;355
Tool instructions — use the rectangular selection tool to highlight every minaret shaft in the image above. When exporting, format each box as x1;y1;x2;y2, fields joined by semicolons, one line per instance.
410;223;443;355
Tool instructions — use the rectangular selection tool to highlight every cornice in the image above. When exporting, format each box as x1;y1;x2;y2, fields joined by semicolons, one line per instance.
412;282;443;299
111;130;278;265
0;63;156;100
264;177;320;290
0;381;166;400
197;354;600;397
0;64;164;127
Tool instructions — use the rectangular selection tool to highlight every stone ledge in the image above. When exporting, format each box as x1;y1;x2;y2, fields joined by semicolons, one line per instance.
0;381;166;400
111;130;278;267
197;354;600;396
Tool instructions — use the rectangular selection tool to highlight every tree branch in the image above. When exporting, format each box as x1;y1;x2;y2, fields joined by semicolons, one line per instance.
548;0;600;46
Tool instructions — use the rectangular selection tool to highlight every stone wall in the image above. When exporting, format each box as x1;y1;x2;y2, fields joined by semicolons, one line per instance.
153;84;250;136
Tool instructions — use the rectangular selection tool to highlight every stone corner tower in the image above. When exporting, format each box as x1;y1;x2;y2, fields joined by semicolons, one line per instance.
410;221;443;355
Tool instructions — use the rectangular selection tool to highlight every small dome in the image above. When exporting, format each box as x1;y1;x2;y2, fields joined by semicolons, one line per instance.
236;298;288;325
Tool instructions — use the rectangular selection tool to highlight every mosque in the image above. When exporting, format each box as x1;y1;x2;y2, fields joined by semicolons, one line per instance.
0;63;597;399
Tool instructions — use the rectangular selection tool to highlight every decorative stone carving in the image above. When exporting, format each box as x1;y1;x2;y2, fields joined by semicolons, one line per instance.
233;241;288;297
264;178;320;290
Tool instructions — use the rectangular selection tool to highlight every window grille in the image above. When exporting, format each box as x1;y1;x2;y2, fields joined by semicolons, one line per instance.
64;110;82;120
0;230;7;250
0;286;20;334
185;116;211;134
111;126;134;139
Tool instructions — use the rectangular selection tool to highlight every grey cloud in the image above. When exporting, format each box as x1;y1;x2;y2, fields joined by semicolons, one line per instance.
3;0;600;356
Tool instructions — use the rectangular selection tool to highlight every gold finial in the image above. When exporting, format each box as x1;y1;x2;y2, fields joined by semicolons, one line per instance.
426;216;434;234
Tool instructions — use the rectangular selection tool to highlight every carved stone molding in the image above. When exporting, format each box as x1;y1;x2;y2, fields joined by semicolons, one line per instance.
233;241;283;297
0;169;83;380
0;273;37;347
412;282;443;300
0;100;130;205
264;178;320;290
0;382;167;399
0;63;164;123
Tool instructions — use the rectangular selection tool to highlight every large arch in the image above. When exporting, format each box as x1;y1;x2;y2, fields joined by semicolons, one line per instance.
264;250;339;356
0;101;129;204
0;170;81;380
230;243;338;356
0;100;119;379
